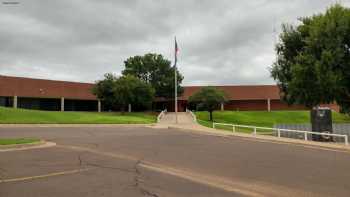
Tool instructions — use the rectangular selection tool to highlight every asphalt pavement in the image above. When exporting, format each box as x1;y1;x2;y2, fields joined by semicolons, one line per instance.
0;126;350;197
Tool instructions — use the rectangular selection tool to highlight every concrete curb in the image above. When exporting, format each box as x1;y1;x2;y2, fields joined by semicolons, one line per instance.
0;141;56;152
166;125;350;152
0;123;156;128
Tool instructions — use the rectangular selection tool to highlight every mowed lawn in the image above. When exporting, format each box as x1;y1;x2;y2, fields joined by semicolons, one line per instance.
0;138;40;145
196;111;350;128
0;107;156;124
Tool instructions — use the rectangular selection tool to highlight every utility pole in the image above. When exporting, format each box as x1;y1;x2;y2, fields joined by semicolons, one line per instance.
174;37;178;124
175;62;178;124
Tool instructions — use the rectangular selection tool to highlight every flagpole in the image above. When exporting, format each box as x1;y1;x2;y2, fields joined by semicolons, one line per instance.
174;37;178;124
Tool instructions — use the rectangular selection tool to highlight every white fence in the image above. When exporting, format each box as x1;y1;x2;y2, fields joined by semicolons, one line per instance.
275;124;350;139
157;109;167;123
212;122;349;146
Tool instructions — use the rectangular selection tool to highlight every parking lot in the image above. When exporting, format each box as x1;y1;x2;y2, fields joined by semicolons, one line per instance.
1;126;350;197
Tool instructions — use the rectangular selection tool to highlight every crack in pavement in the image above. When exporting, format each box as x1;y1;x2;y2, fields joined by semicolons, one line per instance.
1;144;313;196
77;151;160;197
85;162;136;173
78;154;83;167
0;167;7;182
139;188;160;197
77;152;135;173
133;160;160;197
62;144;263;196
60;144;312;197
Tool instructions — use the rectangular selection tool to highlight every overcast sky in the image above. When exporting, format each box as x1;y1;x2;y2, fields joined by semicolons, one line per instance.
0;0;349;85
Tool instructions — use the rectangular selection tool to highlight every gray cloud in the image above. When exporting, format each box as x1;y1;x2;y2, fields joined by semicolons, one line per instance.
0;0;348;85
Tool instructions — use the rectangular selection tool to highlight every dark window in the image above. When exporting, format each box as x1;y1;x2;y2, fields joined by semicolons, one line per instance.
65;99;97;111
18;97;60;111
0;97;13;107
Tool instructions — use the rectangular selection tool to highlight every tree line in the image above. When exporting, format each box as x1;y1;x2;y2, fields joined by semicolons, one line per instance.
92;53;183;112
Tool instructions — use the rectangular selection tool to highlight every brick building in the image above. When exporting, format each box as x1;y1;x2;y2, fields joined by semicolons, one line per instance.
0;75;339;112
0;75;100;111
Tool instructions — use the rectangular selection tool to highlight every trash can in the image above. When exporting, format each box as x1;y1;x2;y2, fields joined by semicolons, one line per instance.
311;107;333;142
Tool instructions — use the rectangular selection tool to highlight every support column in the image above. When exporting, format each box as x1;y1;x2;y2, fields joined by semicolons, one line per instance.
98;100;101;112
267;98;271;112
221;102;224;111
61;97;64;111
128;104;131;113
13;95;17;108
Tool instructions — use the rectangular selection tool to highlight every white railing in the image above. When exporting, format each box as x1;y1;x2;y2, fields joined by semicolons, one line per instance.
212;122;349;146
186;109;197;123
157;109;167;123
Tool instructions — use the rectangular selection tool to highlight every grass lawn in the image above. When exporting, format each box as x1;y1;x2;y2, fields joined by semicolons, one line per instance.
196;111;350;133
0;107;157;124
0;138;40;145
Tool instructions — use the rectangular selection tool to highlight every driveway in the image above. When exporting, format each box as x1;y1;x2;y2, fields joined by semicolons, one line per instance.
0;126;350;197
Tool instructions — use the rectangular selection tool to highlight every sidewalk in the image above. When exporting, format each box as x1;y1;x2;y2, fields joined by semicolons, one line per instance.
157;112;196;125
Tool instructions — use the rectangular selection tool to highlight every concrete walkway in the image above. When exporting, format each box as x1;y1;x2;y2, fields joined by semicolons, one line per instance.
158;112;196;125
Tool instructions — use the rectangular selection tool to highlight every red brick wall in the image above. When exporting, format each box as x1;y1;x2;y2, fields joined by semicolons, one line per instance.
0;76;341;112
270;99;308;111
161;100;186;112
163;99;339;112
224;100;268;111
0;76;96;100
320;103;340;112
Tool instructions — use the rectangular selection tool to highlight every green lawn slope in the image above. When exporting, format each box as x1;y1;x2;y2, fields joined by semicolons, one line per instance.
0;138;40;145
0;107;156;124
196;111;350;128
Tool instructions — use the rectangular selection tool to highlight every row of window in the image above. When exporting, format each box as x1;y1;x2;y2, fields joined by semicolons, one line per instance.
0;97;98;111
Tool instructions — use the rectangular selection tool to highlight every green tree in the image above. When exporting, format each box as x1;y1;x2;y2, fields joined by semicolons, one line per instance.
92;73;117;110
93;74;155;112
189;87;226;121
270;4;350;113
122;53;184;98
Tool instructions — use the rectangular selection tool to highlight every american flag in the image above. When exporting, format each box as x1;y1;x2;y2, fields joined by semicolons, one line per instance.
175;37;179;65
